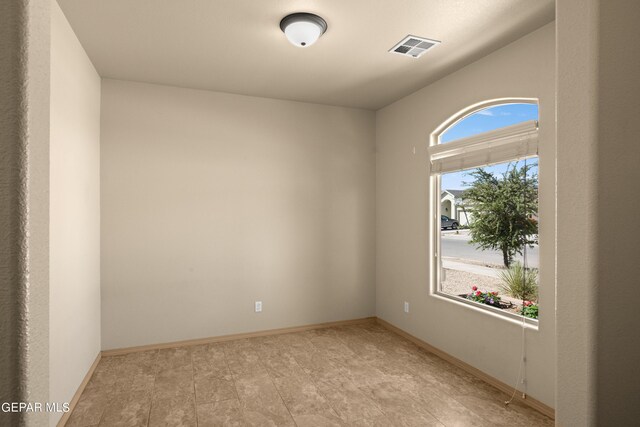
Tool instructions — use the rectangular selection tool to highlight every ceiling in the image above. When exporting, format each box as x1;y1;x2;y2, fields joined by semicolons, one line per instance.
57;0;554;110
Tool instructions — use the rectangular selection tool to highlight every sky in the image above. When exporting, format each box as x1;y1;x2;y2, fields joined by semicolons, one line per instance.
440;103;538;191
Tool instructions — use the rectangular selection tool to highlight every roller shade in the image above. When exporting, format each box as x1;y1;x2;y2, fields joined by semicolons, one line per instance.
429;120;538;174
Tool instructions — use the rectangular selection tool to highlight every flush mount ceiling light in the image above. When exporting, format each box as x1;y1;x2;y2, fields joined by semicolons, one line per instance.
280;12;327;48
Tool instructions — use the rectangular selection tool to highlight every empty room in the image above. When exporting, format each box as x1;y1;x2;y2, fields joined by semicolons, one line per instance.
1;0;639;426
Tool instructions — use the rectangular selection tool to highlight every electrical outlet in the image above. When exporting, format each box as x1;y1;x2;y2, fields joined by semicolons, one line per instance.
404;301;409;313
255;301;262;313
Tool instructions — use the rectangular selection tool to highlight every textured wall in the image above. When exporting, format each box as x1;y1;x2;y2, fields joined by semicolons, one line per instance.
557;0;640;424
49;2;102;426
100;80;376;350
0;0;50;426
594;1;640;422
556;1;598;424
375;23;556;406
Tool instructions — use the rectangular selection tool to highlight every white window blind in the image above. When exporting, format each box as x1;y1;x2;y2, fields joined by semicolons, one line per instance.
429;120;538;174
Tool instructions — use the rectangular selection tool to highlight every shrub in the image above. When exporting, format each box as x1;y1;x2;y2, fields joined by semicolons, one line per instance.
521;301;539;319
499;262;538;302
463;164;538;267
466;285;501;307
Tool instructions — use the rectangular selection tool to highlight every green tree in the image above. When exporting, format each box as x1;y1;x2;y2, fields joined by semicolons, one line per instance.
462;163;538;267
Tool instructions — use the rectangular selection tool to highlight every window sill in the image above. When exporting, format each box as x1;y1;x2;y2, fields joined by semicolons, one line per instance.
432;290;539;329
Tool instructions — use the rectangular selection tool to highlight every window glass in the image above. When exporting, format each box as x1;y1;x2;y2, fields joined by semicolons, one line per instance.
439;159;539;319
440;103;538;143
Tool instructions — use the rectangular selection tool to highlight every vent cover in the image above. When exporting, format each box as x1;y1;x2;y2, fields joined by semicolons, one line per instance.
389;35;440;58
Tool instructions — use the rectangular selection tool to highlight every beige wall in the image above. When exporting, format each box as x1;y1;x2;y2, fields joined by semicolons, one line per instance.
557;0;640;425
0;0;51;425
50;2;101;425
100;80;376;350
556;1;597;423
376;23;556;406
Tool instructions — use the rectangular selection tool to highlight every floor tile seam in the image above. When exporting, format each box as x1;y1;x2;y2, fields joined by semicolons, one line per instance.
93;360;125;427
304;328;388;424
68;382;97;427
353;324;489;426
382;397;447;427
271;332;351;425
330;376;389;423
423;382;492;426
289;351;321;384
300;357;349;423
339;326;399;362
278;342;310;379
263;360;301;427
397;336;540;423
343;353;446;426
223;342;257;427
357;339;482;427
190;347;201;427
353;324;384;341
351;384;400;425
222;340;262;376
146;349;162;427
330;328;368;362
399;357;499;425
452;394;529;427
365;359;452;425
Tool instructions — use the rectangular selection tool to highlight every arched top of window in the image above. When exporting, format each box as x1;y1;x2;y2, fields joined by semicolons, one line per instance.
428;99;539;175
434;99;539;145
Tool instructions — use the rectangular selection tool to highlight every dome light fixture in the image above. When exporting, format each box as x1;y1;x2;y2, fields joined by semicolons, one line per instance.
279;12;327;48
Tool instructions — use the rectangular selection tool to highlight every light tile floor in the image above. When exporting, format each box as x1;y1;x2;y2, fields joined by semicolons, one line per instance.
66;322;553;426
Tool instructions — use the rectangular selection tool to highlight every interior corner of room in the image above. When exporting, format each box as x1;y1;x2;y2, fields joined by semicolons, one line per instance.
2;0;639;426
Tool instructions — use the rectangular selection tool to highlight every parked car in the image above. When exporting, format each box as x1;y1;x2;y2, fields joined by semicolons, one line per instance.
441;215;459;230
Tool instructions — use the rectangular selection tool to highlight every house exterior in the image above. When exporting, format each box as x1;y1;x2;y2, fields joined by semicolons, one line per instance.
441;189;472;225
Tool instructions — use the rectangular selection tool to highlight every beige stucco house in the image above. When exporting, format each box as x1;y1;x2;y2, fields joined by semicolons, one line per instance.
441;189;472;225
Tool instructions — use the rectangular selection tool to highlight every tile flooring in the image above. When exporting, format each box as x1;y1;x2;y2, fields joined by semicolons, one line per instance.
66;322;553;426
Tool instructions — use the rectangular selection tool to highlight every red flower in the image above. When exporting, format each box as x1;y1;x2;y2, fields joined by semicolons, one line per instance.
472;286;478;291
475;291;481;296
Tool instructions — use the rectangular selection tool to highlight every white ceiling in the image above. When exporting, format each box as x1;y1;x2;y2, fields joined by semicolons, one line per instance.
57;0;554;110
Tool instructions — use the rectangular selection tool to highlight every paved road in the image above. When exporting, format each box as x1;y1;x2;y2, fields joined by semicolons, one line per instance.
441;231;539;268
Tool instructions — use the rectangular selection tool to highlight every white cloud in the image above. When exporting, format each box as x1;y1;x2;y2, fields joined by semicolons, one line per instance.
476;109;512;117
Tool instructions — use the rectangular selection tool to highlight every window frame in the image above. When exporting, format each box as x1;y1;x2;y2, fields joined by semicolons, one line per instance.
428;99;540;326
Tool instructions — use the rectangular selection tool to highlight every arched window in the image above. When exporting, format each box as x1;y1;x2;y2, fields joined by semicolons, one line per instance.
429;99;540;323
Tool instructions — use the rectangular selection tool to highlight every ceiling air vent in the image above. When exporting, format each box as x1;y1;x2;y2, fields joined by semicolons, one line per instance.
389;35;441;58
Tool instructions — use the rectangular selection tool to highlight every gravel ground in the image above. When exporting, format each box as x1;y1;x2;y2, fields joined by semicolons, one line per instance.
442;268;524;308
442;268;503;296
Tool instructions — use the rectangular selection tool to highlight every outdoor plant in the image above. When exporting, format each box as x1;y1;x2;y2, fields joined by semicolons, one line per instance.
521;301;539;319
462;163;538;267
466;285;501;307
499;262;538;302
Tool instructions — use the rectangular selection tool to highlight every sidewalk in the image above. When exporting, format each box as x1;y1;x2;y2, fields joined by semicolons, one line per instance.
442;258;502;278
441;229;471;239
